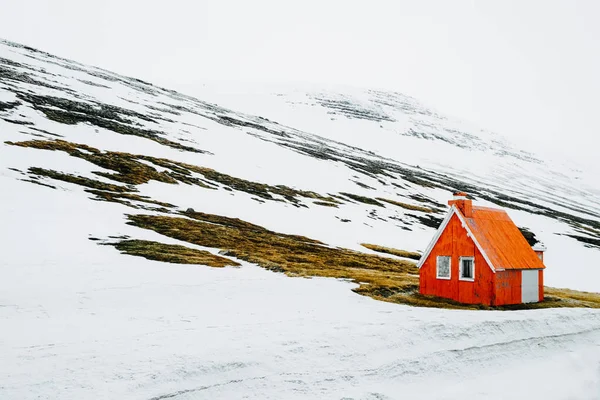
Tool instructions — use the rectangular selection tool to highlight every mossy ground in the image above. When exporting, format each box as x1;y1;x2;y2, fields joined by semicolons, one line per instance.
376;197;436;213
7;139;341;207
125;211;417;294
28;167;131;192
120;211;600;310
364;287;600;310
110;239;240;267
15;92;206;153
361;243;422;260
313;201;339;208
340;192;385;207
8;144;600;310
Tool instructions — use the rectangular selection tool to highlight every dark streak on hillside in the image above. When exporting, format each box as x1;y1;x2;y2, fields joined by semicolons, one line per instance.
0;100;20;112
6;139;343;209
2;37;599;250
14;93;208;153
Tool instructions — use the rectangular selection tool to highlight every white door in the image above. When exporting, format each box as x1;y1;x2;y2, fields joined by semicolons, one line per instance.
522;270;540;303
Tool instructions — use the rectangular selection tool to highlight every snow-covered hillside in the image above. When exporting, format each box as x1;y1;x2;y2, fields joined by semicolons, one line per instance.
2;39;600;399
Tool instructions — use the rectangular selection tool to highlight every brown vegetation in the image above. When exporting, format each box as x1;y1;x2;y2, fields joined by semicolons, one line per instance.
339;192;384;207
362;287;600;310
125;211;417;295
361;243;422;260
110;239;240;267
86;190;175;210
28;167;130;192
7;139;340;206
376;197;436;213
121;210;600;310
313;201;340;208
10;145;600;310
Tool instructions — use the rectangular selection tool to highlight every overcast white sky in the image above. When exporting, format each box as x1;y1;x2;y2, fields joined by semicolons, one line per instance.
1;0;598;163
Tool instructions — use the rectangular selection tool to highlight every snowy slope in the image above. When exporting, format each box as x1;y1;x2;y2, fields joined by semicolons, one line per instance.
2;39;600;399
173;81;600;291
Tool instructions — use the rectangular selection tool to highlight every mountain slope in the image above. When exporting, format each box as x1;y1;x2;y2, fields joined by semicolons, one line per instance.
2;39;600;399
2;38;599;290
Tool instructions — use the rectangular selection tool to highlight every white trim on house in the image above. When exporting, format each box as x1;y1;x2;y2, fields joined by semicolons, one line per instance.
416;206;456;269
416;205;497;273
459;256;475;281
436;255;451;280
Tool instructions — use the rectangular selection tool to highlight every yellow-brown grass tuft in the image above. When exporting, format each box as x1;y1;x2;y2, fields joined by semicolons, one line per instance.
123;210;600;310
111;239;241;267
126;211;418;294
361;243;422;260
376;198;435;213
6;139;341;206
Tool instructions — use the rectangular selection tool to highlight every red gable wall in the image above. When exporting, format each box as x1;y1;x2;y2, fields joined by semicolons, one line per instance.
419;213;495;305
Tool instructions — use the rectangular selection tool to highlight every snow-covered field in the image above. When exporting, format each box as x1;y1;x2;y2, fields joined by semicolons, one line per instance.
2;177;600;399
1;39;600;399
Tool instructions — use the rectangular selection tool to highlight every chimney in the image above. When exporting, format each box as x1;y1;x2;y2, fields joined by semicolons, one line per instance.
448;191;473;217
532;242;547;263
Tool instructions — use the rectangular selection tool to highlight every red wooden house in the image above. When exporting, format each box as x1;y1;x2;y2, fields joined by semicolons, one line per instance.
417;192;546;306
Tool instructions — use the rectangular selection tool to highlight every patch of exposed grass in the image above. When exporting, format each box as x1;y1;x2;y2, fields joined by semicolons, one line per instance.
0;100;21;112
7;139;341;206
579;225;600;236
0;65;67;92
313;201;339;208
23;167;177;210
2;118;33;125
123;210;600;310
402;174;437;188
110;240;240;267
28;127;63;137
408;194;446;209
16;92;206;153
86;189;175;210
28;167;131;192
359;285;600;310
182;210;326;244
125;212;417;292
361;244;421;260
8;140;179;186
376;197;434;213
353;180;375;190
407;213;443;229
339;192;384;207
19;178;57;189
355;285;489;310
181;165;338;205
541;287;600;308
564;234;600;249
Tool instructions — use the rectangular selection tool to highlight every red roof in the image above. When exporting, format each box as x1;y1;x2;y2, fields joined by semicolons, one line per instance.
460;206;545;270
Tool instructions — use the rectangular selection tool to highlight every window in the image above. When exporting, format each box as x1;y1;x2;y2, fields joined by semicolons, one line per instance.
436;256;451;279
460;257;475;281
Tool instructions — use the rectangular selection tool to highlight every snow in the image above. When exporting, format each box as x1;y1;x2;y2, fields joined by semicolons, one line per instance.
2;177;600;400
2;177;600;399
2;39;600;399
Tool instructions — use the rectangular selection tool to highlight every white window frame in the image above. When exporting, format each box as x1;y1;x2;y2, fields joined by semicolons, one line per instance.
436;256;451;280
459;256;475;281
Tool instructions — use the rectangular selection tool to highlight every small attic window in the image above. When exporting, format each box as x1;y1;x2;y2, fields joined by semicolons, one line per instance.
460;257;475;281
436;256;451;280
